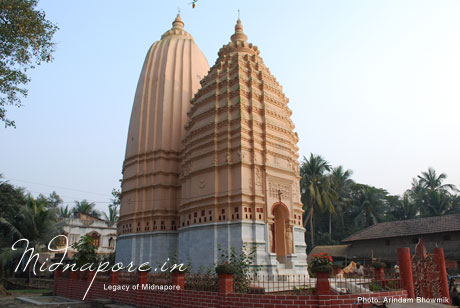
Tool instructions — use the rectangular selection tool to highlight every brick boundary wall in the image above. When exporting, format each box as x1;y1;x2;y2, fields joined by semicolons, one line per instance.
54;276;407;308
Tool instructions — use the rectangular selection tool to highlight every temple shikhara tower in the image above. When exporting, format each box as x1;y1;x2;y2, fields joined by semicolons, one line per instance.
117;15;308;275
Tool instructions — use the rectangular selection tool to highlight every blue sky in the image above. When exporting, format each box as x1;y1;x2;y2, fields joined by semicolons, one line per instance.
1;0;459;213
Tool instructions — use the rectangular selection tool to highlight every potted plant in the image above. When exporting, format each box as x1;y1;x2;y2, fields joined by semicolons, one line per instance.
215;262;237;275
309;253;333;274
371;261;386;281
309;253;333;295
215;262;236;294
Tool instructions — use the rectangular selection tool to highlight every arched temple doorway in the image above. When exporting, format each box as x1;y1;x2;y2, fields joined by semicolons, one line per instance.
270;202;292;261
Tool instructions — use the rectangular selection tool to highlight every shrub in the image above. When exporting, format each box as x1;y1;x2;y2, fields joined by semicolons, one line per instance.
215;262;237;274
217;245;259;292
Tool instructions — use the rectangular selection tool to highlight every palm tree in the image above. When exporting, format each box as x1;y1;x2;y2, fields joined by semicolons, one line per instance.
299;153;334;247
351;184;388;228
329;166;354;235
424;190;455;216
417;168;457;192
72;199;100;218
103;205;119;227
412;168;458;217
387;192;417;220
58;205;71;218
0;194;63;281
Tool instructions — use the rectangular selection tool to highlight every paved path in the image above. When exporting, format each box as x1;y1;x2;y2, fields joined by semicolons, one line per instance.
0;293;90;308
389;303;453;308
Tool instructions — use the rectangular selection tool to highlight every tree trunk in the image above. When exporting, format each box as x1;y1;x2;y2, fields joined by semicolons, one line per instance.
309;209;314;247
329;212;332;237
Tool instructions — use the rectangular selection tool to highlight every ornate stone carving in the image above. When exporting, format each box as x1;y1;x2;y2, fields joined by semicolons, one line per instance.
255;168;262;186
226;152;231;163
269;182;290;200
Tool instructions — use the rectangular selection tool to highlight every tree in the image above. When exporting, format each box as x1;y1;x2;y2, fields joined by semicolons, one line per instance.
103;187;120;226
387;193;417;220
410;168;458;217
58;205;71;218
103;204;118;227
417;168;457;192
71;234;98;267
328;166;354;236
0;175;26;221
72;199;100;218
0;193;63;281
46;191;63;208
110;187;121;207
299;154;334;247
350;184;388;228
0;0;58;127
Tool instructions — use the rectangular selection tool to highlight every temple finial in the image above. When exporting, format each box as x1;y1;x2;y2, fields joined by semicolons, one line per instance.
238;9;240;19
172;12;184;29
231;17;247;43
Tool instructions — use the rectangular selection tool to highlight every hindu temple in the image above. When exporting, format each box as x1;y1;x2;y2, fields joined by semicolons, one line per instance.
116;14;308;275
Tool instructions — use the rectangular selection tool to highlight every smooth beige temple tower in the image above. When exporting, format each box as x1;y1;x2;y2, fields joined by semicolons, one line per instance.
116;15;308;275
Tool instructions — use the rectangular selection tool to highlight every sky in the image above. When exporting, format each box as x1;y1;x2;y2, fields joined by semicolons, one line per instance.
1;0;459;213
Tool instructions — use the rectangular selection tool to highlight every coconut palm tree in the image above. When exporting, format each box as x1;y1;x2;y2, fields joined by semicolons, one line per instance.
0;194;64;281
299;154;334;247
72;199;100;218
58;205;71;218
412;168;458;217
387;192;417;220
351;184;388;228
329;166;354;236
423;190;456;216
417;168;457;192
103;205;119;227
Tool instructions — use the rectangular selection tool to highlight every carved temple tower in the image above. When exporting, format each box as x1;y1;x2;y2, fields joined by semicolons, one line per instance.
116;15;210;265
177;19;307;274
117;16;308;275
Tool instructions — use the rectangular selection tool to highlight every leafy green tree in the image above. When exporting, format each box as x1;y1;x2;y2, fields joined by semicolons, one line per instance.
111;186;121;207
72;199;100;218
299;154;334;247
0;0;58;127
46;191;63;208
71;234;98;267
0;175;26;222
103;186;120;226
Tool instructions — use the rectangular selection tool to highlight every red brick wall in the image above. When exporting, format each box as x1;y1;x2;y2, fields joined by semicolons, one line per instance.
54;277;407;308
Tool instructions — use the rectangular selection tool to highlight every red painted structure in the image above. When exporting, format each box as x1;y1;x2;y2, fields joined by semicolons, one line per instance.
54;273;407;308
434;248;451;305
315;272;331;295
397;247;415;298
